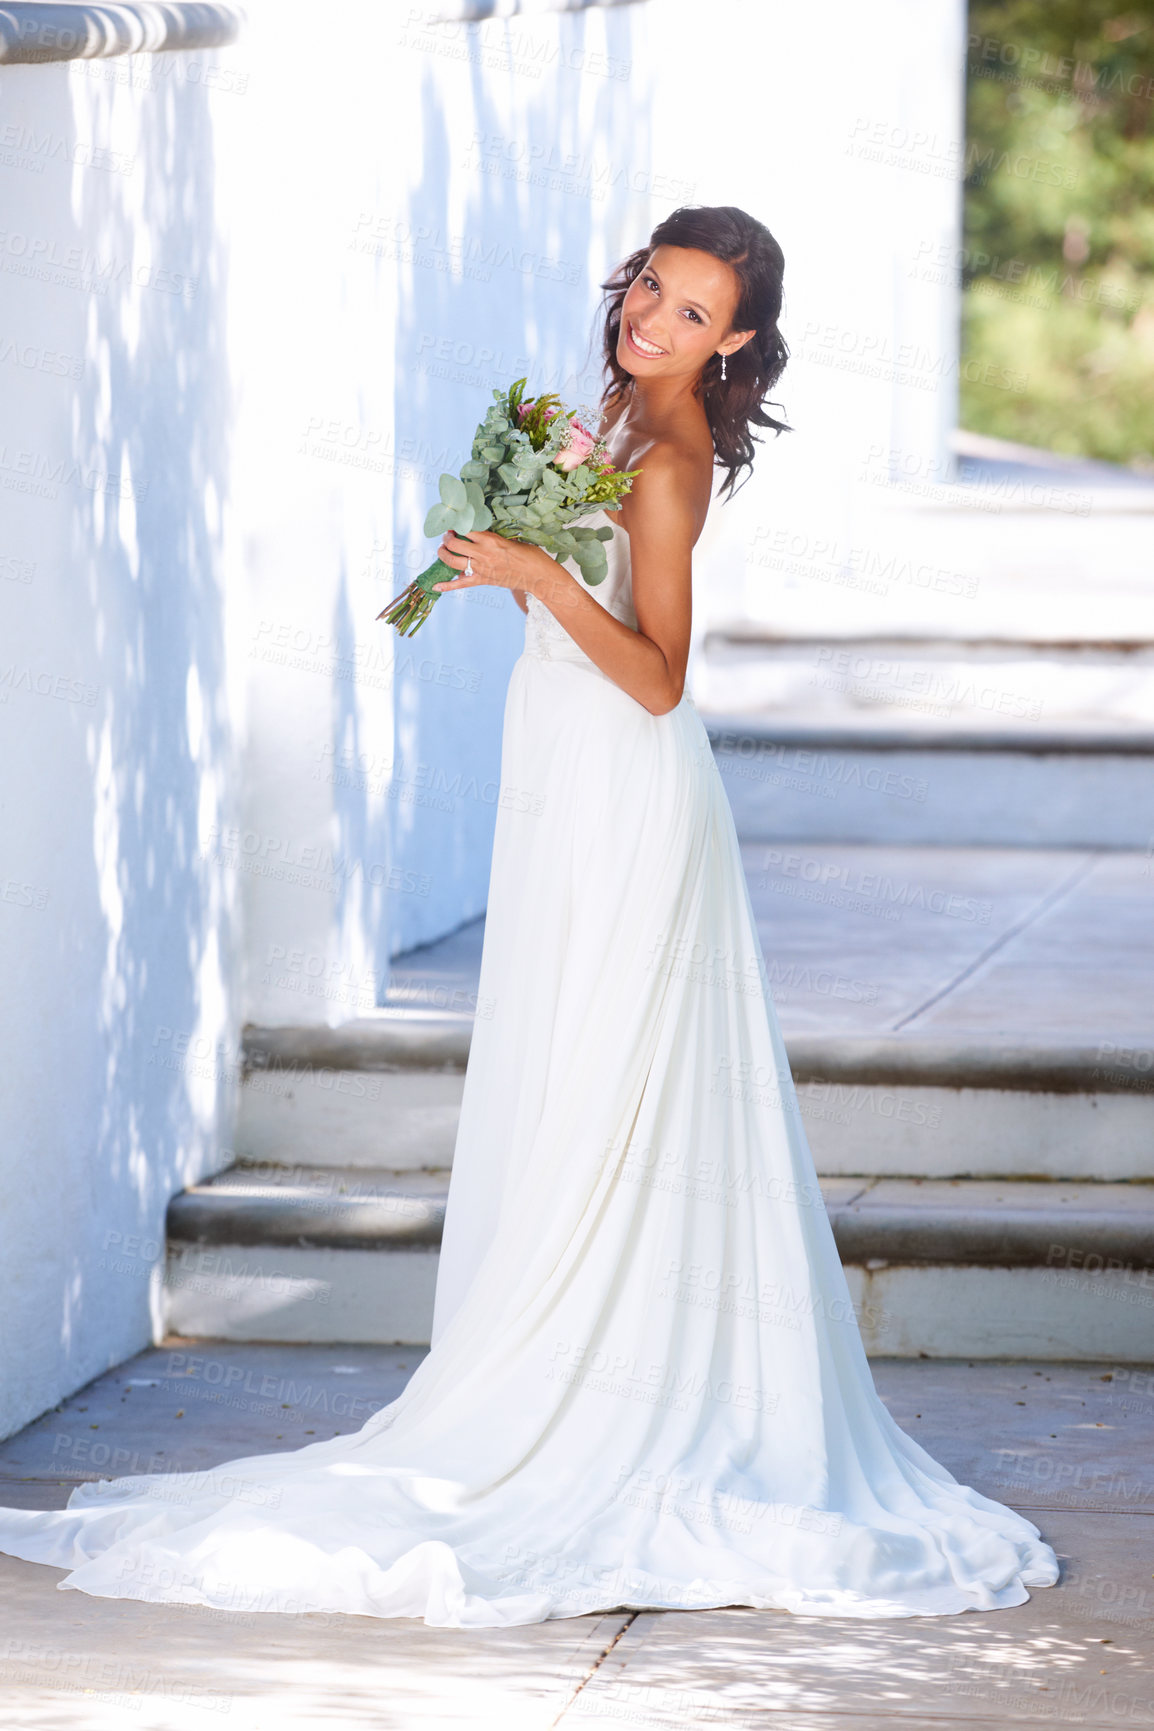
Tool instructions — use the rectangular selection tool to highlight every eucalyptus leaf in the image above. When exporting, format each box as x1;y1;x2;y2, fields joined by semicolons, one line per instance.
389;375;639;635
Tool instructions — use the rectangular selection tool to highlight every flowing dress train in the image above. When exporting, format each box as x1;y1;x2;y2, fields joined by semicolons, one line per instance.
0;512;1059;1625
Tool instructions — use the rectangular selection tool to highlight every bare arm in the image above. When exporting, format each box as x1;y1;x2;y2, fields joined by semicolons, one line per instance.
525;448;697;715
433;447;701;714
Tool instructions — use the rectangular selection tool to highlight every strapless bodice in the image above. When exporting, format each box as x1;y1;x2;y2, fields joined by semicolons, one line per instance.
523;508;636;669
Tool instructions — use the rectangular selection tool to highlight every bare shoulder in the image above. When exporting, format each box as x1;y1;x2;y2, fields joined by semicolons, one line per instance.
617;436;711;545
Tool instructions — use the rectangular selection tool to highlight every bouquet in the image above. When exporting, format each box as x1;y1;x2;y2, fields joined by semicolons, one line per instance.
378;378;639;636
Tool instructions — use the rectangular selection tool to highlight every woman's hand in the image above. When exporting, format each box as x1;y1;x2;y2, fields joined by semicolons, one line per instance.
433;530;558;598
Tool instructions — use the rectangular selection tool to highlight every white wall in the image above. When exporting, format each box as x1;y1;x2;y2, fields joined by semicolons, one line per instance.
380;4;659;960
0;0;969;1432
224;0;967;1014
218;0;661;1021
639;0;967;650
0;47;241;1437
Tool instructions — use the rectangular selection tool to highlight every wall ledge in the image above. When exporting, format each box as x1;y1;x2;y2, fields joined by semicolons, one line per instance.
419;1;637;22
0;2;242;64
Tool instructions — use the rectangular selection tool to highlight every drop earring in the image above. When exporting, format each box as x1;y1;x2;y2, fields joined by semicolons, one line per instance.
720;352;727;382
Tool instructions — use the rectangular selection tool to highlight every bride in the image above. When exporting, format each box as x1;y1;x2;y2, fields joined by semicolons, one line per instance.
0;205;1058;1625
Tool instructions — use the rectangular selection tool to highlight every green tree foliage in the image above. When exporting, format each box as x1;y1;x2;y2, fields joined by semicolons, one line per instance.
964;0;1154;466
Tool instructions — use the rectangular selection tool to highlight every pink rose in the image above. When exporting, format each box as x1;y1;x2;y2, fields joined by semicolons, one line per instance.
516;400;559;423
554;419;596;472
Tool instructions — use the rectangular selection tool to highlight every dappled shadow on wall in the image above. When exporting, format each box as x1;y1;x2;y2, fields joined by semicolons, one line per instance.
383;3;652;960
0;51;238;1382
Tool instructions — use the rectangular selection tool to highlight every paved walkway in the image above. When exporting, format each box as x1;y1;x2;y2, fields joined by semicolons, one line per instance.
0;1344;1150;1728
387;843;1154;1044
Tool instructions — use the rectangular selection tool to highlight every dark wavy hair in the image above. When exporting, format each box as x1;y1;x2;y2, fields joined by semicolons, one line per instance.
598;205;790;499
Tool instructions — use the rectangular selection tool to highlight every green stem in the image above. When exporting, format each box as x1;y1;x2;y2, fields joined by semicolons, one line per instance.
377;557;456;637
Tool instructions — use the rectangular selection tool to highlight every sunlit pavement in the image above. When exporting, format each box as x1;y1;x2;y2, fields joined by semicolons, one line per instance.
386;843;1154;1044
0;1346;1150;1728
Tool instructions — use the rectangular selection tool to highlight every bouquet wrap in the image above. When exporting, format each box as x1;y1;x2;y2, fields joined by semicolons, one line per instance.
379;379;638;636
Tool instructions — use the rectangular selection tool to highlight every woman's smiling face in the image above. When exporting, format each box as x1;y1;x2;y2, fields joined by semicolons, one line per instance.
617;244;748;382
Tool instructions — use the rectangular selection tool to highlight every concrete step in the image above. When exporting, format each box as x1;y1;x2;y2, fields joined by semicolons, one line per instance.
704;713;1154;847
237;1014;1154;1182
165;1165;445;1347
697;635;1154;733
709;431;1154;651
240;1014;469;1171
163;1162;1154;1361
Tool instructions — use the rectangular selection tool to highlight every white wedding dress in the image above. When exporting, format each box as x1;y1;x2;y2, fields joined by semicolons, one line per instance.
0;510;1058;1624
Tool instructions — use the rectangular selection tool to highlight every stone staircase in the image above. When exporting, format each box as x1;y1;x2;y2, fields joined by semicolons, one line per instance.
163;989;1154;1361
166;1159;445;1348
162;438;1154;1360
705;709;1154;849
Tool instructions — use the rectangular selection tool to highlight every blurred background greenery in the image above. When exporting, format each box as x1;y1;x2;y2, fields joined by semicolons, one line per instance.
963;0;1154;469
